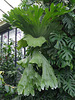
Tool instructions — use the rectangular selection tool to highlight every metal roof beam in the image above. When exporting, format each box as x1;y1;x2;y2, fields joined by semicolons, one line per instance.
0;9;7;14
4;0;14;9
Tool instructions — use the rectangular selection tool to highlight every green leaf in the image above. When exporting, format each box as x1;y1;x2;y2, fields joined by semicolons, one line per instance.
0;80;2;87
17;50;58;96
42;2;70;25
29;50;43;67
67;37;75;50
30;50;58;89
57;92;72;100
62;74;75;97
10;87;14;94
62;15;74;29
63;79;75;97
57;69;75;97
70;0;75;4
57;59;73;68
17;38;28;50
0;74;3;79
49;32;67;49
23;34;46;47
5;85;9;93
12;96;21;100
17;64;41;96
17;55;31;68
58;47;72;61
3;3;70;38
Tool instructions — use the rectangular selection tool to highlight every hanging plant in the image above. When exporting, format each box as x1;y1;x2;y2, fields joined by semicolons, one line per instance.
3;0;75;98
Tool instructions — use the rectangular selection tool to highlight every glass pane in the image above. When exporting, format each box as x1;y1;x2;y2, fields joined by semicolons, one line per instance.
17;29;24;58
9;29;15;41
3;32;8;43
17;28;24;41
9;29;15;55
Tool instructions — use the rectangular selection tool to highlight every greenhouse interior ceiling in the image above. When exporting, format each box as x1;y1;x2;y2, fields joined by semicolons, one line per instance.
0;0;22;32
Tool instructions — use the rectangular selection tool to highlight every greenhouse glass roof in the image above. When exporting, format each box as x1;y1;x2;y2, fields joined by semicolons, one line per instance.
0;0;22;21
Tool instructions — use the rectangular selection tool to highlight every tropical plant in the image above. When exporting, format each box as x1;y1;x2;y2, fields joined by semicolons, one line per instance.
3;0;75;100
0;39;22;100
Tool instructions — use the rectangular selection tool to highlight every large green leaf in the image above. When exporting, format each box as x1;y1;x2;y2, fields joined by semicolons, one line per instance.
17;55;31;68
29;50;43;67
23;34;46;47
63;78;75;97
57;69;75;97
30;50;58;89
49;32;67;49
62;15;74;29
17;34;46;49
17;64;41;96
3;3;70;38
5;85;9;93
17;50;58;96
67;37;75;50
17;38;28;50
58;47;73;61
42;3;70;25
57;47;73;69
0;80;2;87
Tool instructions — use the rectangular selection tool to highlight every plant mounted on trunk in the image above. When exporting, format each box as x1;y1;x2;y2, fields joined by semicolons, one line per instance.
3;0;75;99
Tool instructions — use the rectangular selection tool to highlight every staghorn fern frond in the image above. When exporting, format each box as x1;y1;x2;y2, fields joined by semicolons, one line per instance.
17;50;58;96
3;3;70;38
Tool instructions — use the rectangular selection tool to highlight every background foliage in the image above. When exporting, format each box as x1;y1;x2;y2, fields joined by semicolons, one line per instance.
0;39;23;100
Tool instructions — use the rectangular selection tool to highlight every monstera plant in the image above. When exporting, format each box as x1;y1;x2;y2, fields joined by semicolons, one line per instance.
3;0;75;99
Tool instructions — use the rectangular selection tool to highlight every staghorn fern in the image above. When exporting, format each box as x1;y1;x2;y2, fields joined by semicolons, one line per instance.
3;0;75;99
3;2;70;38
